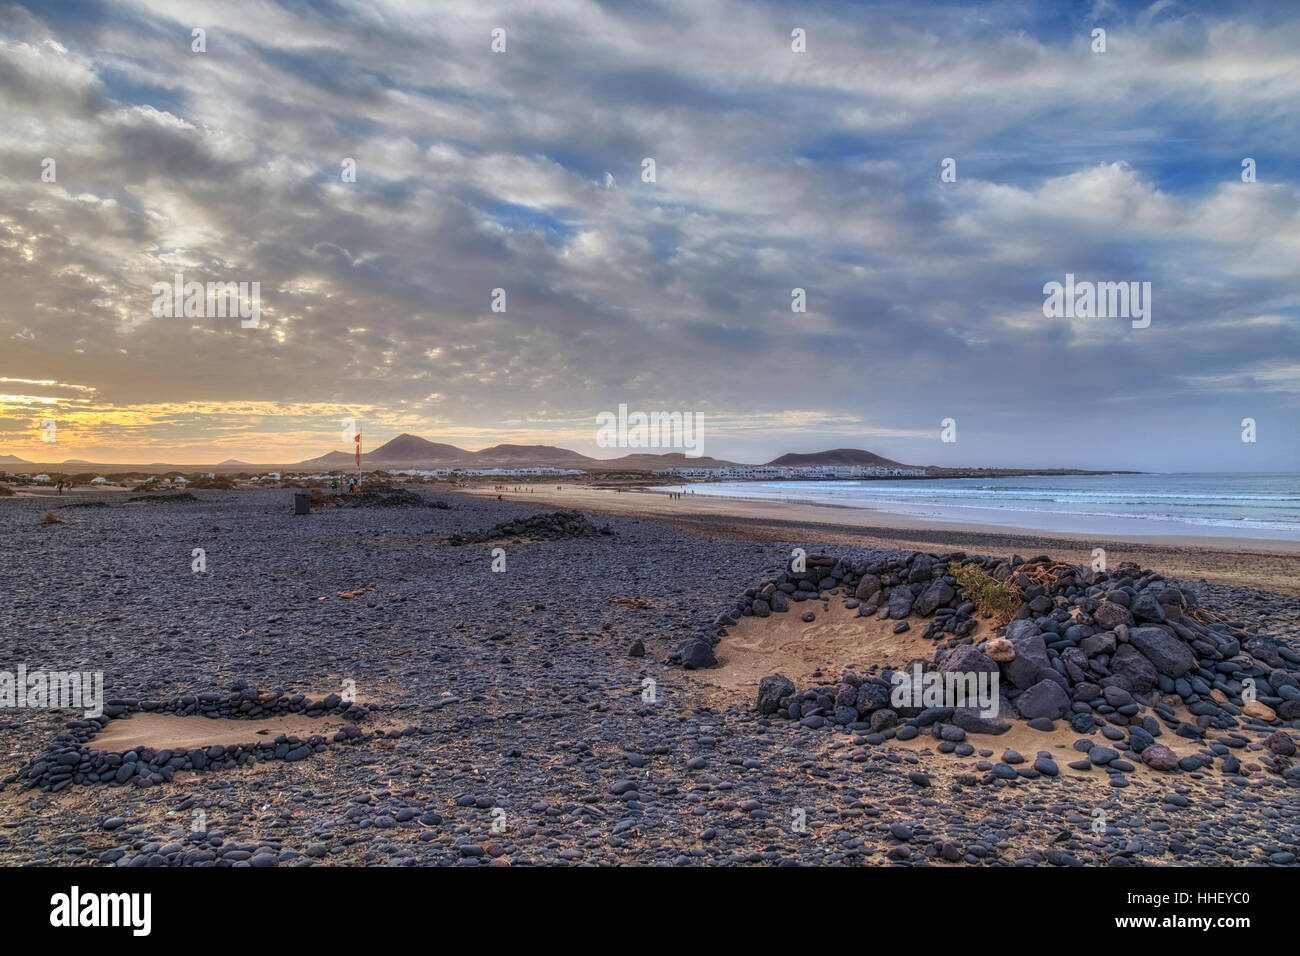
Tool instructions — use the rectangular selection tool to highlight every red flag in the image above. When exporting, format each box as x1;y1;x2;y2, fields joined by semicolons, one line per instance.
354;431;361;467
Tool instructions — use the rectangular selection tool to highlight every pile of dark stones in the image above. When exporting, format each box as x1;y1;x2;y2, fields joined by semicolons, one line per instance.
673;550;979;669
127;492;200;503
447;509;613;546
316;489;448;509
704;549;1299;785
7;684;371;794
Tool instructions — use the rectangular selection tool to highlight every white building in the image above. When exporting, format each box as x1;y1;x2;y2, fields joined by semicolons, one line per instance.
653;464;926;480
391;467;584;477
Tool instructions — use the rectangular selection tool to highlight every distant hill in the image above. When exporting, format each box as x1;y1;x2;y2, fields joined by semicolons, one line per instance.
473;444;594;468
302;450;360;467
0;454;31;464
590;451;737;470
369;433;470;462
297;433;473;469
766;448;910;468
218;459;252;466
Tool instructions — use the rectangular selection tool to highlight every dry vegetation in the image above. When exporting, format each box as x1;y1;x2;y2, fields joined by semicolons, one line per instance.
949;560;1022;626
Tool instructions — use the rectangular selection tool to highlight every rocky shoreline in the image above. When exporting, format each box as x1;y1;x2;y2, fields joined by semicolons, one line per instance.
1;488;1297;866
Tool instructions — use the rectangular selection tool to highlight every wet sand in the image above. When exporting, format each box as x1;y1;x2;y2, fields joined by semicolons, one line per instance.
466;484;1300;594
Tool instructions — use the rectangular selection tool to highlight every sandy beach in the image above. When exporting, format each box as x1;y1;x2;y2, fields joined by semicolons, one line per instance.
467;484;1300;595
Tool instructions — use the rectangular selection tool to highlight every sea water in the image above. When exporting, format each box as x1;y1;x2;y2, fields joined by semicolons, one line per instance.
667;472;1300;540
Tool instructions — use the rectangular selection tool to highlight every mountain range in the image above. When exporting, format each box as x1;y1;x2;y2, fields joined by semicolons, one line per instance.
296;434;746;470
0;434;921;471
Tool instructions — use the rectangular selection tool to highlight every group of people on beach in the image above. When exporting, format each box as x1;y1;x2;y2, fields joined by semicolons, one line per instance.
666;489;693;500
330;477;359;493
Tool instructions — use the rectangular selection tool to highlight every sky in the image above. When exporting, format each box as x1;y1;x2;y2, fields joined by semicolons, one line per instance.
0;0;1297;470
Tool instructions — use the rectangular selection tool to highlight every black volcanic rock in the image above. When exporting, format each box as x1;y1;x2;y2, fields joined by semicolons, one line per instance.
757;675;794;714
1015;680;1071;720
1128;625;1195;677
448;510;612;545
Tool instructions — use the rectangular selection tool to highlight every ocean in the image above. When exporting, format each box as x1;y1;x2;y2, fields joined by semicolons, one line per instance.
666;472;1300;540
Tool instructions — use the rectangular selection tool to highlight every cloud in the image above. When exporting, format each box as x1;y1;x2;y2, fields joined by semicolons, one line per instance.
0;0;1296;469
